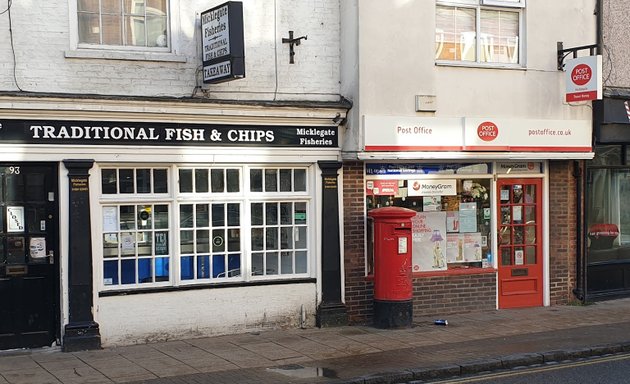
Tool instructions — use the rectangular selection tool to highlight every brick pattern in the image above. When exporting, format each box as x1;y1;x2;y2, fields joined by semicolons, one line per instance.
548;161;577;305
412;273;496;317
342;161;373;323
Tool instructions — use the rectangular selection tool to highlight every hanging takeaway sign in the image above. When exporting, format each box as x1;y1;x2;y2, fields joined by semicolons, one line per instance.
201;1;245;84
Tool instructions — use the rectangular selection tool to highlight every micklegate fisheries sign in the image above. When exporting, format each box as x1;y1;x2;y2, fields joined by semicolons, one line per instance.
201;1;245;84
0;120;338;148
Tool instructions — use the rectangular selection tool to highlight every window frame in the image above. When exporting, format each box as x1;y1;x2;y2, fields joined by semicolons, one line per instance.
67;0;183;61
97;164;314;291
364;162;495;276
76;0;171;50
438;0;525;7
435;0;524;67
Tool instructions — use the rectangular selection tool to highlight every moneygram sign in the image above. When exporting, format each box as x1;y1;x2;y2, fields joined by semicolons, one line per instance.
565;55;602;102
201;1;245;84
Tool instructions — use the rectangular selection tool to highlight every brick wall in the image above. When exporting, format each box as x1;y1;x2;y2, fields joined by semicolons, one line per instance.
412;273;496;317
548;161;578;304
342;161;373;323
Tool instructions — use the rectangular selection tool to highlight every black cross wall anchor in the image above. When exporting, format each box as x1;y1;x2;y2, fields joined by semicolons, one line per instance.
282;31;307;64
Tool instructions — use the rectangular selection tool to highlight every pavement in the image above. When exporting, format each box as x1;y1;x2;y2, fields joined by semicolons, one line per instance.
3;298;630;384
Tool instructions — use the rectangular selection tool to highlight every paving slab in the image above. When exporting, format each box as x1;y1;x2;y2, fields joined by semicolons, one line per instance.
2;298;630;384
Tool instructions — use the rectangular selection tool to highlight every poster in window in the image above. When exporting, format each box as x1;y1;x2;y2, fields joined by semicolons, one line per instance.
464;233;483;262
121;234;135;251
155;232;168;255
515;249;524;265
29;237;47;259
446;211;459;232
442;195;460;211
459;202;477;233
513;205;523;222
365;180;399;196
7;206;25;232
445;233;482;263
423;196;441;211
446;234;464;263
411;211;447;272
103;207;118;232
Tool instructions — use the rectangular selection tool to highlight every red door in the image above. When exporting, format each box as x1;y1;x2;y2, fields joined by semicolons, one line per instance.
497;178;543;309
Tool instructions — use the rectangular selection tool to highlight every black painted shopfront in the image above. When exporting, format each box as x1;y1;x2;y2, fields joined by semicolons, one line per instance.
0;163;59;349
584;95;630;299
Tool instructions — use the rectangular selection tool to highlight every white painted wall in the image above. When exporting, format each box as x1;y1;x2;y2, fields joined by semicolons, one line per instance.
0;0;340;101
341;0;598;153
97;283;316;346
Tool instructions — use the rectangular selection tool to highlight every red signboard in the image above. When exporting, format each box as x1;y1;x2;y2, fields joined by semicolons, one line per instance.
366;180;399;196
565;55;602;102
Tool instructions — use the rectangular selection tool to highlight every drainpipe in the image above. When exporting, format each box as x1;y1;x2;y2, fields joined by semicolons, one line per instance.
596;0;603;55
573;160;586;302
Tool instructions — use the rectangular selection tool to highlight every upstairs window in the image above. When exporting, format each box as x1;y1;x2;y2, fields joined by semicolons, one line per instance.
77;0;169;49
436;0;523;65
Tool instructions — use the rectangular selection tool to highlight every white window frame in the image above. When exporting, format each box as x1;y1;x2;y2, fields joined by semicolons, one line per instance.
66;0;184;62
440;0;525;7
481;0;525;8
97;164;314;291
435;0;524;67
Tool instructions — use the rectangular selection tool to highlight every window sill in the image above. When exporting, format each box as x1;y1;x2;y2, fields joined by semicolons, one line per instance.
99;277;316;297
365;267;496;280
435;61;525;71
65;49;188;63
413;267;496;277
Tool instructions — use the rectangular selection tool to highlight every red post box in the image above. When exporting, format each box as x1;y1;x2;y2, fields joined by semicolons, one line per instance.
368;206;416;328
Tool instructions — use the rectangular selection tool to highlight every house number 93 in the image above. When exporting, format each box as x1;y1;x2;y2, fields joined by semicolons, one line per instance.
8;166;20;174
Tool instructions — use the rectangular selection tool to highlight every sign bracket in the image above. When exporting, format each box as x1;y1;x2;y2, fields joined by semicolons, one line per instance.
282;31;308;64
557;42;598;70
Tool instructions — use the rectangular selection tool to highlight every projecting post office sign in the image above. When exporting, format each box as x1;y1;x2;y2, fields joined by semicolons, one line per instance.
201;1;245;84
0;120;338;148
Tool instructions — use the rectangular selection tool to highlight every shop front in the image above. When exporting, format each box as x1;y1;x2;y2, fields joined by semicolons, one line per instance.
0;96;348;350
343;115;592;321
584;95;630;299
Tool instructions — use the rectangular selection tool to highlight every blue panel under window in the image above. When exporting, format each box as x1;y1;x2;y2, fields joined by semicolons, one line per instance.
121;259;136;284
197;255;210;279
228;254;240;277
212;255;225;278
103;260;119;285
138;258;152;284
181;256;194;280
155;257;169;282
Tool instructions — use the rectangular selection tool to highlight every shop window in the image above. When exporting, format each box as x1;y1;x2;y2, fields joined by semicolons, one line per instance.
436;0;522;65
250;168;307;193
179;202;241;280
77;0;170;49
366;164;492;274
101;167;168;194
99;165;311;289
178;167;241;194
102;203;170;285
250;201;308;276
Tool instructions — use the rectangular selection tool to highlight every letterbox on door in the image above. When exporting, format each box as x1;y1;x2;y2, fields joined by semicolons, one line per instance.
368;206;417;328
